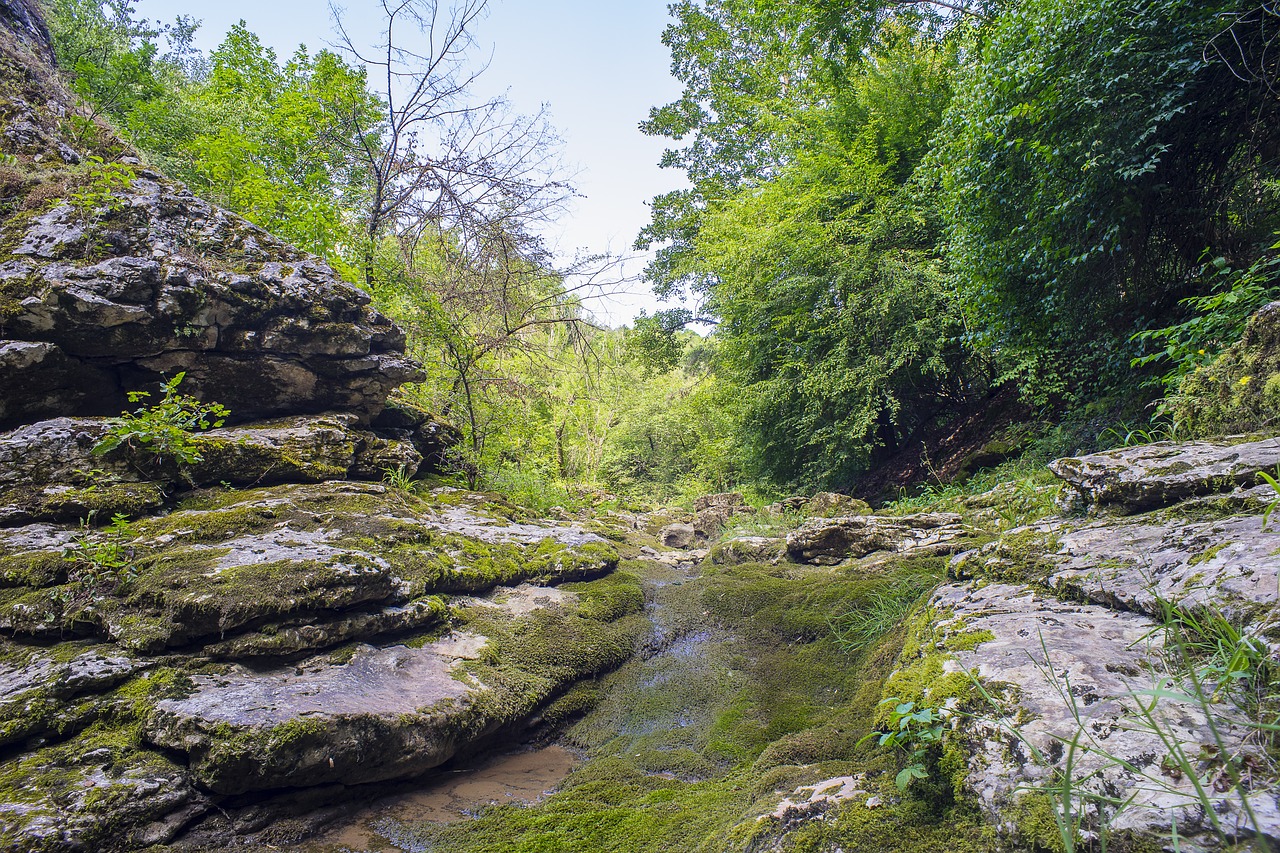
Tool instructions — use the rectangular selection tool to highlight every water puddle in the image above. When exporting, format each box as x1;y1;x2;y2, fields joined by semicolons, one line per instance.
313;745;578;852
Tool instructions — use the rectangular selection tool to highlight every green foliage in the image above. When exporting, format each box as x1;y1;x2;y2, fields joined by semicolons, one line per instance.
62;156;134;222
934;0;1280;399
1260;468;1279;530
1132;237;1280;395
861;698;946;791
640;18;981;489
61;512;136;593
92;372;230;467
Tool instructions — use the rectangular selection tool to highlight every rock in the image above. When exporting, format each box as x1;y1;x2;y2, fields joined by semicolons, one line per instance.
0;726;207;853
918;581;1280;848
785;512;966;565
805;492;872;517
690;492;754;539
763;775;867;823
693;492;746;512
1046;506;1279;641
201;597;448;659
1172;300;1280;437
1049;436;1280;513
709;536;785;565
0;414;428;525
371;397;462;475
144;638;485;794
763;496;809;515
0;481;619;652
0;642;144;746
0;22;423;429
660;522;696;549
0;340;115;426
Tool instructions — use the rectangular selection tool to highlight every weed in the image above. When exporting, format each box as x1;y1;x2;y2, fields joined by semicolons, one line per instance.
860;698;947;791
1259;467;1279;530
383;464;417;493
93;372;230;471
61;512;137;594
831;572;938;655
1098;419;1181;449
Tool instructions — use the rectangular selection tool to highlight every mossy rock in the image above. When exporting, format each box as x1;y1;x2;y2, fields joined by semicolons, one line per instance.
1172;300;1280;437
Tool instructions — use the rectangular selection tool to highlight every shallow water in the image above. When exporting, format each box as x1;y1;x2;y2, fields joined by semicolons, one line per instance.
313;745;578;852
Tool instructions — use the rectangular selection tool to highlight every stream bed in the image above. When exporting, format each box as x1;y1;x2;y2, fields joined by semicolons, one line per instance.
312;745;580;852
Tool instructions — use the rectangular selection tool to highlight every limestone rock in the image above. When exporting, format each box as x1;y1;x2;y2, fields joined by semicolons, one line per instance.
1049;436;1280;513
0;726;206;853
922;581;1280;848
1047;505;1279;639
709;536;785;565
785;512;966;565
371;398;462;475
660;522;696;549
690;492;754;539
0;414;428;525
144;639;487;794
0;4;422;429
805;492;873;517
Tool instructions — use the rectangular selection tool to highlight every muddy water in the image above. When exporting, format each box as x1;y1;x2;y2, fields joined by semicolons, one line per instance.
314;745;578;852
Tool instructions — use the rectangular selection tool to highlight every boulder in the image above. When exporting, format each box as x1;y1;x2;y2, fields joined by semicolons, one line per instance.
691;492;753;538
785;512;966;565
1049;436;1280;513
659;522;697;549
708;535;785;565
805;492;872;518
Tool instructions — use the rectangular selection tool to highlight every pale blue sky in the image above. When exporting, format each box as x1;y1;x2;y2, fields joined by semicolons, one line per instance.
134;0;687;325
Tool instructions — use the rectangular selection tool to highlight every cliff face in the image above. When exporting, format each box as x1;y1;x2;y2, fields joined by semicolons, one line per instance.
0;0;420;428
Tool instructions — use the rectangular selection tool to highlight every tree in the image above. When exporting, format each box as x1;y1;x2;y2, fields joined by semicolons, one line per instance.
329;0;570;288
933;0;1280;399
635;6;980;489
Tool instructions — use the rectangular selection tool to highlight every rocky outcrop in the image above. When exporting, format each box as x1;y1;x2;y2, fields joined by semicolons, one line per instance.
0;0;422;429
764;491;872;518
0;482;639;850
1049;435;1280;513
909;435;1280;851
0;188;423;427
911;582;1280;846
785;512;967;565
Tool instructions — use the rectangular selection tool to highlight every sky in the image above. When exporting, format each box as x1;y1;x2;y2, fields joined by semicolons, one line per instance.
134;0;689;326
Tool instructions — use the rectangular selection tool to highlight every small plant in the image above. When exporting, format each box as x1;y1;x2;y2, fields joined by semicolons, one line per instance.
831;571;940;655
383;464;417;492
93;372;230;468
61;512;137;593
1098;419;1181;449
1259;466;1279;530
861;697;946;790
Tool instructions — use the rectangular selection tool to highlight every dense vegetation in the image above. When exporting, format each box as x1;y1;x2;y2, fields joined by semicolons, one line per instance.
46;0;1280;503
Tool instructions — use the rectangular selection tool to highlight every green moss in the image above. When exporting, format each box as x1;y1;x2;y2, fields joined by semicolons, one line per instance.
1171;301;1280;437
952;529;1063;587
0;549;67;588
1188;541;1229;566
878;607;992;719
998;792;1067;852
